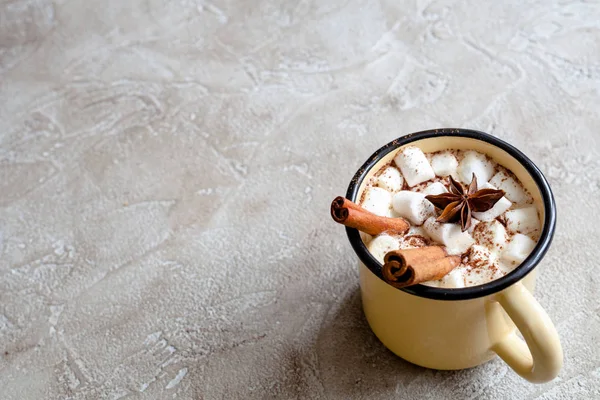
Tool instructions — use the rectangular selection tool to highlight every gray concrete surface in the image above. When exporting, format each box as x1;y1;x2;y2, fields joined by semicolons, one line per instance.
1;0;599;398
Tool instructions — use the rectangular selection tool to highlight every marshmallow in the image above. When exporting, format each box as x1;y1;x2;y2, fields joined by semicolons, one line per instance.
497;261;517;275
401;234;429;249
467;217;481;234
422;181;447;196
457;151;494;185
501;233;536;266
431;152;458;178
392;191;435;225
472;220;508;254
471;182;512;221
421;279;440;288
389;208;403;219
505;206;541;235
362;187;393;217
423;216;475;255
394;146;435;187
407;225;430;239
437;268;466;288
465;245;507;284
489;170;532;204
468;244;498;267
376;165;404;193
367;234;400;264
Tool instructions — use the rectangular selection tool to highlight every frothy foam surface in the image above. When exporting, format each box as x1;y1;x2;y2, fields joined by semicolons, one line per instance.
360;147;539;288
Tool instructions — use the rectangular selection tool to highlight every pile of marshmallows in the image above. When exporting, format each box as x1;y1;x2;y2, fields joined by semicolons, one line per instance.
362;146;541;274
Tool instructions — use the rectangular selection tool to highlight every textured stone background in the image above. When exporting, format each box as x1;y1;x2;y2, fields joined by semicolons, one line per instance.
1;0;599;398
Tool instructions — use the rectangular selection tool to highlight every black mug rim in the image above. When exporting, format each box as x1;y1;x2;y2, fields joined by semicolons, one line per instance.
345;128;556;300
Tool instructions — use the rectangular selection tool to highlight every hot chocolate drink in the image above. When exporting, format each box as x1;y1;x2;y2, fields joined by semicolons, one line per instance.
356;146;540;288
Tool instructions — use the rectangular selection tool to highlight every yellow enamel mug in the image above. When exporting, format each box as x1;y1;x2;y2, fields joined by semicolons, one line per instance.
344;129;562;383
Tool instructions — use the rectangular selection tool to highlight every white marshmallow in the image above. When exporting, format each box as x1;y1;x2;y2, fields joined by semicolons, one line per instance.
394;146;435;187
421;279;441;288
407;225;430;239
501;233;536;267
367;234;400;264
392;191;435;225
400;234;429;249
389;208;403;219
471;182;512;221
422;266;466;288
497;261;516;275
376;166;404;193
472;220;508;254
469;244;498;266
422;181;447;196
505;206;541;235
467;217;481;234
431;152;458;178
457;151;494;185
465;245;506;284
437;268;466;288
423;216;475;255
489;170;532;204
362;187;393;217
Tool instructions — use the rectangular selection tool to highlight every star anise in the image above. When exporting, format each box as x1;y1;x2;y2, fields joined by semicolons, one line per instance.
425;174;505;232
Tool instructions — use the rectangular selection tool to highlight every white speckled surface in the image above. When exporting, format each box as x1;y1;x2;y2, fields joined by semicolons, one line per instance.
1;0;599;398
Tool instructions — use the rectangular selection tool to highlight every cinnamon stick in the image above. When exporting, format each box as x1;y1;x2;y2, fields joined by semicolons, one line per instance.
383;246;447;276
382;247;461;288
330;196;409;236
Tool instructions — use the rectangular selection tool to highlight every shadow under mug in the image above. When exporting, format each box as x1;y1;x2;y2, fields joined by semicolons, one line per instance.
345;128;562;383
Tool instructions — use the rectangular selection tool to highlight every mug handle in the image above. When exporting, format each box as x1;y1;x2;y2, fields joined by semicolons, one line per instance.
492;282;563;383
